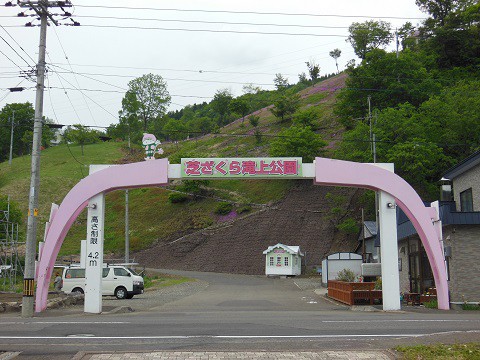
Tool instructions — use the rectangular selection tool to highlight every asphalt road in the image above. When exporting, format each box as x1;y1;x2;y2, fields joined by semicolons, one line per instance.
0;270;479;359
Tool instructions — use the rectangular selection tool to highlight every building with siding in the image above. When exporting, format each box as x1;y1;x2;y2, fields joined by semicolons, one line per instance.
263;243;303;276
359;151;480;304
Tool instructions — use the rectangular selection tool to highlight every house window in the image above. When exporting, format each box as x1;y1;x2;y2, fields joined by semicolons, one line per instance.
284;257;289;266
460;188;473;212
276;256;282;266
269;256;274;266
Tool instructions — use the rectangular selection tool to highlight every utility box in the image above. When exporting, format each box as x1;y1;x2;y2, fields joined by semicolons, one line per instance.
361;263;382;277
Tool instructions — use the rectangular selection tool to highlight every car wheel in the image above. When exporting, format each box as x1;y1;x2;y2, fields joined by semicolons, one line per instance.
115;286;127;299
72;287;84;295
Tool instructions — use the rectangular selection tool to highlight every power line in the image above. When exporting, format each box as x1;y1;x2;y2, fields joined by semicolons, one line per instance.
72;5;425;20
79;24;347;38
44;85;214;99
48;65;83;124
50;69;276;86
68;14;352;30
0;49;29;73
0;23;37;64
49;65;127;91
52;26;97;125
51;71;119;120
49;62;298;77
0;34;36;70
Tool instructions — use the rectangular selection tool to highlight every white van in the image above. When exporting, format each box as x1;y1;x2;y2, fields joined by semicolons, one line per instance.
62;265;144;299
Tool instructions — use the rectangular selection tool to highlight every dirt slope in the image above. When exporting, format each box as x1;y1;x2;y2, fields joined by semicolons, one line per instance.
135;181;358;275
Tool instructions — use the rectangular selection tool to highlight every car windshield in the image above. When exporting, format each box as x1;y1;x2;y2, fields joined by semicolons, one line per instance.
127;268;139;276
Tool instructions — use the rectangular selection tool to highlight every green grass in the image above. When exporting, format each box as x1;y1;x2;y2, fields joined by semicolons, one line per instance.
143;274;193;289
395;343;480;359
462;303;480;310
1;75;344;260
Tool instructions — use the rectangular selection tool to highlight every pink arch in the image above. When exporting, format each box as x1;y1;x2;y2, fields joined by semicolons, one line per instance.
35;159;169;312
314;158;449;310
35;157;449;312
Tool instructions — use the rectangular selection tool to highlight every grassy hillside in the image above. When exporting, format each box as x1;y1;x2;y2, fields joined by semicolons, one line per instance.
0;74;347;260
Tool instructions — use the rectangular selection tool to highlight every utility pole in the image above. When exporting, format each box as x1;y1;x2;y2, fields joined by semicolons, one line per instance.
18;0;74;318
8;110;15;165
368;95;379;261
396;29;399;59
125;190;130;264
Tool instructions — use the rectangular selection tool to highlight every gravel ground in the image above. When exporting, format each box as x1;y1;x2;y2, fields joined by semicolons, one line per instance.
293;277;323;291
102;279;209;312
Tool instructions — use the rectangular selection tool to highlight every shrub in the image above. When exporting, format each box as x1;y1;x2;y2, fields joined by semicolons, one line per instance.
192;215;214;229
237;205;252;214
374;277;382;290
336;218;359;234
215;202;233;215
168;192;189;203
336;268;356;282
423;299;438;309
462;303;480;311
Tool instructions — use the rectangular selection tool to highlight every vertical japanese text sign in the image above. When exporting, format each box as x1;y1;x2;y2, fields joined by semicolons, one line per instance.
84;193;105;314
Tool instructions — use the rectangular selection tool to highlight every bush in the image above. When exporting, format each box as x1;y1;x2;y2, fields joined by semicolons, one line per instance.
168;192;189;203
215;202;233;215
237;205;252;214
336;268;356;282
336;218;359;234
192;215;214;229
462;303;480;310
423;299;438;309
374;277;382;290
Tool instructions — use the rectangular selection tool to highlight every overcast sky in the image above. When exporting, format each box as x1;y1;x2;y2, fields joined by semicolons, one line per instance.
1;0;427;129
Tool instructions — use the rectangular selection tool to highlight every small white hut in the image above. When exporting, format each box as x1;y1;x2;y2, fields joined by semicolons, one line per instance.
263;243;304;276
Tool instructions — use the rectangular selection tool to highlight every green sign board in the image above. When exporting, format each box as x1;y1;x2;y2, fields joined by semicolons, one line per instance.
181;158;303;178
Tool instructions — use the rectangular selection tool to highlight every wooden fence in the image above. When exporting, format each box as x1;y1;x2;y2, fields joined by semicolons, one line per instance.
328;280;382;305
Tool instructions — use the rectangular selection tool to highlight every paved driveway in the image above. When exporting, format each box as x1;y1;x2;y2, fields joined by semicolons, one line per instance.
102;269;341;313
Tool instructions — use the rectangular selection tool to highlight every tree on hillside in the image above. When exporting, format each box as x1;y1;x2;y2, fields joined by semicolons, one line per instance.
242;83;262;95
347;20;393;59
334;49;441;128
419;1;480;68
0;103;56;161
329;49;342;73
398;22;417;50
270;93;300;122
163;118;187;148
269;126;327;162
64;124;100;155
211;88;233;125
273;73;289;91
229;98;250;123
305;60;320;84
415;0;472;26
121;74;171;131
293;107;320;129
298;72;309;85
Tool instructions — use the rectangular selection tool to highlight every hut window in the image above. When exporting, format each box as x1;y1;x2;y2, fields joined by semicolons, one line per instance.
269;256;274;266
276;256;282;266
284;257;289;266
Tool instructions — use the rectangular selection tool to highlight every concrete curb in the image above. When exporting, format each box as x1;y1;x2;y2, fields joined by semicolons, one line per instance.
0;293;84;313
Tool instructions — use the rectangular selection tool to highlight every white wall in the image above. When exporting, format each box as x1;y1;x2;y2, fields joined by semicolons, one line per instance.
325;259;362;283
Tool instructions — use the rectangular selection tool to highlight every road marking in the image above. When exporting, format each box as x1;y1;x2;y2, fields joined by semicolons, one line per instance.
322;319;480;323
0;321;130;325
0;334;446;339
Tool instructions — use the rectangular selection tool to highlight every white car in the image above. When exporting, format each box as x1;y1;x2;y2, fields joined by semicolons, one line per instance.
62;265;144;299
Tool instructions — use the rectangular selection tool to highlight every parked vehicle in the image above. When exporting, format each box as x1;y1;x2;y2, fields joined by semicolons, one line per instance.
61;265;144;299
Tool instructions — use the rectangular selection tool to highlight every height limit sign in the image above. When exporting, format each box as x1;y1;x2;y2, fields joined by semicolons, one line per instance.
85;193;105;314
